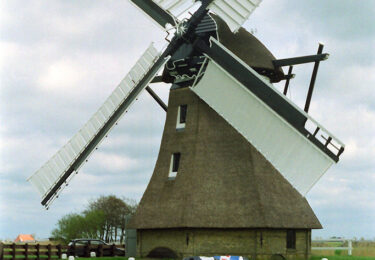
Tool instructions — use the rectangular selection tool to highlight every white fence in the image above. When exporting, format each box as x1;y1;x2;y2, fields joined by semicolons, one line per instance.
312;239;353;256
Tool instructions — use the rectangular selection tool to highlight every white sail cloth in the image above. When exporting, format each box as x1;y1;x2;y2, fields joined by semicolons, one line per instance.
191;40;344;196
28;44;162;199
151;0;263;32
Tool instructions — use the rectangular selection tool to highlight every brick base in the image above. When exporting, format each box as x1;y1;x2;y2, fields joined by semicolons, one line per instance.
137;228;311;260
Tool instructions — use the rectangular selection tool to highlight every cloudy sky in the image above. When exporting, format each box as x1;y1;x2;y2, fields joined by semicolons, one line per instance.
1;0;374;240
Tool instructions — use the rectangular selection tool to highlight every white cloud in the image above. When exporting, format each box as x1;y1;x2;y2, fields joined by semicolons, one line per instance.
0;41;19;71
101;134;163;150
90;152;139;172
51;6;113;37
38;59;89;94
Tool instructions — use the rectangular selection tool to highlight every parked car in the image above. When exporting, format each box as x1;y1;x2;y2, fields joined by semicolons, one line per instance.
67;239;125;257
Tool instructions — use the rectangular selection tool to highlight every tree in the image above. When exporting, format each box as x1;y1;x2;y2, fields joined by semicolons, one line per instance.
51;195;137;244
85;195;137;243
51;213;85;243
81;210;106;239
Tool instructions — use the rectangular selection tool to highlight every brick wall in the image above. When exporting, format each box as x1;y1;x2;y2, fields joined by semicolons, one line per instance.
137;228;311;260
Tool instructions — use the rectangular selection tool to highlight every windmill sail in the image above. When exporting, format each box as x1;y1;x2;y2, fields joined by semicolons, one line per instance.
192;38;344;196
130;0;262;33
130;0;197;30
208;0;262;32
153;0;196;16
130;0;178;29
28;43;169;207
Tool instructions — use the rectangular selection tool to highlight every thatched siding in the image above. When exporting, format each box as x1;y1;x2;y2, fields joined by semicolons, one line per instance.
129;87;321;229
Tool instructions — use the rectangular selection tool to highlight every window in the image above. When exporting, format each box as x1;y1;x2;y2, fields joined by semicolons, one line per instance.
76;241;88;246
180;105;187;124
176;105;187;129
90;240;106;245
286;230;296;249
169;153;181;179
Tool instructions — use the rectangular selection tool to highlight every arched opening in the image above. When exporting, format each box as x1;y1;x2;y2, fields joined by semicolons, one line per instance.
270;254;286;260
147;247;178;258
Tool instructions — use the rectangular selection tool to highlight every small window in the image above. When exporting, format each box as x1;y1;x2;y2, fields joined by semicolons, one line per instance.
90;240;106;245
176;105;187;129
286;230;296;249
169;153;181;179
180;105;187;124
76;241;88;246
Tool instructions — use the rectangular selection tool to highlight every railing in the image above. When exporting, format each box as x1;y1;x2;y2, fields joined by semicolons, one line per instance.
0;243;62;260
312;239;353;256
0;243;125;260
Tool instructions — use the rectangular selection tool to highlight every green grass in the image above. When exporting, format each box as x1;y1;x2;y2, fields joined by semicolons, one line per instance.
76;258;172;260
3;255;59;260
77;258;128;260
310;256;375;260
3;257;375;260
76;258;175;260
76;256;375;260
75;257;375;260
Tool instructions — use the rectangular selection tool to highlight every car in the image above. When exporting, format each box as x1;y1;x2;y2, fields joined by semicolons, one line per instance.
67;239;125;257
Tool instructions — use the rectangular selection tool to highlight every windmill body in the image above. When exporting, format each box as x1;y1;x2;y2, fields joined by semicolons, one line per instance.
129;87;321;258
27;1;345;259
129;17;327;258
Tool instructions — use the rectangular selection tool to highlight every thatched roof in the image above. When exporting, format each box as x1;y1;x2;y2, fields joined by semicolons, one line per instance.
128;88;321;229
211;14;284;82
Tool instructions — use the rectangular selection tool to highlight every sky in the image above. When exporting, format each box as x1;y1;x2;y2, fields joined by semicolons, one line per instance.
1;0;374;240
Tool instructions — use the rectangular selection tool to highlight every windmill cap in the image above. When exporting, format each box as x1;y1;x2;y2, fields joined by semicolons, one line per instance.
211;13;285;83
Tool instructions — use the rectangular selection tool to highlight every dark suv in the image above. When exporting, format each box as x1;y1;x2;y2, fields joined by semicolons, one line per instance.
67;239;125;257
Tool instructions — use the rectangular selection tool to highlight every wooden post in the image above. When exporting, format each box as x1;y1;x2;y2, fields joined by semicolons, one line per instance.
12;243;16;260
138;230;142;258
253;230;258;260
111;244;115;257
283;66;294;95
0;242;3;260
305;230;310;260
57;244;62;259
304;43;324;113
36;244;40;260
71;244;75;257
25;243;28;260
47;244;51;260
85;244;89;258
98;244;103;257
348;240;352;256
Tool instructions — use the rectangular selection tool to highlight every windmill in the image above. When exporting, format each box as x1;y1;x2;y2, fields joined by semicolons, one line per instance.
28;0;345;259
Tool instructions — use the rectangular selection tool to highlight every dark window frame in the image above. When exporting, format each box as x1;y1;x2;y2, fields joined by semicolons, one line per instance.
286;229;296;249
179;105;187;124
172;153;181;172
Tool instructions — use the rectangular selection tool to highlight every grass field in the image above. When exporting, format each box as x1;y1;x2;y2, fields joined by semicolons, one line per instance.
3;256;375;260
312;249;375;257
310;257;375;260
311;241;375;257
73;257;375;260
4;255;375;260
3;257;60;259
